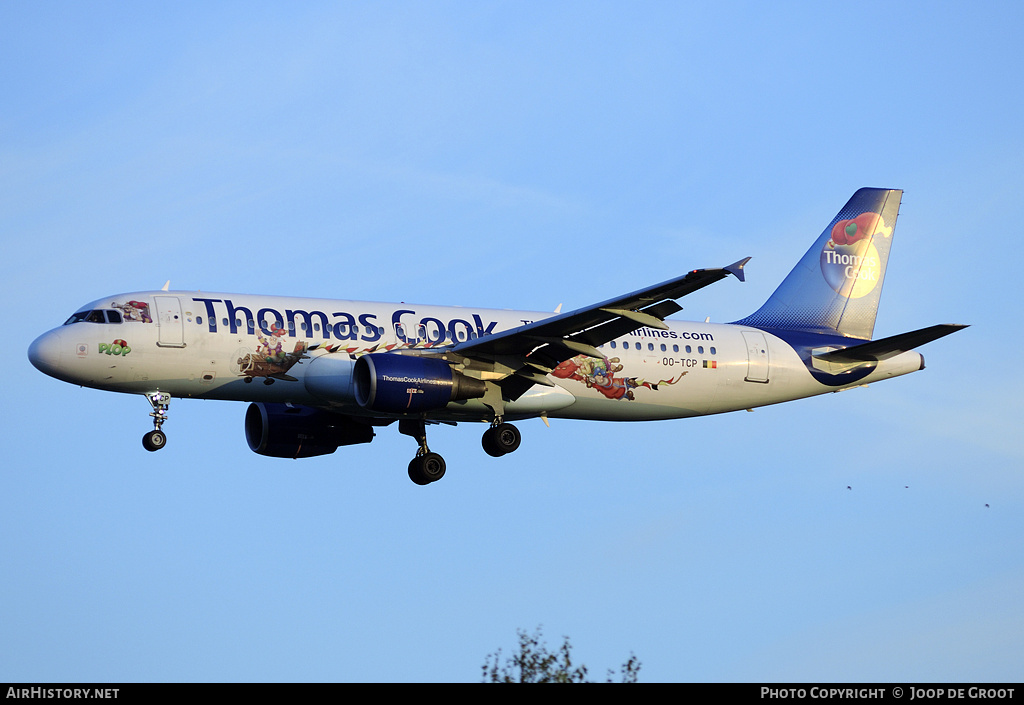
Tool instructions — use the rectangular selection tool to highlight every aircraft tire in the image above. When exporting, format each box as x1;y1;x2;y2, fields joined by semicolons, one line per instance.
143;430;167;452
492;423;521;455
408;453;446;485
420;452;446;483
408;459;430;485
481;427;506;457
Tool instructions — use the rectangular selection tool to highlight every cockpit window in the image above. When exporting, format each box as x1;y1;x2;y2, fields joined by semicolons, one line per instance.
64;310;91;325
63;309;123;325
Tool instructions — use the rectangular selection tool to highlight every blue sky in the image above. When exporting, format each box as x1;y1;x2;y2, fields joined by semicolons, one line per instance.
3;1;1022;682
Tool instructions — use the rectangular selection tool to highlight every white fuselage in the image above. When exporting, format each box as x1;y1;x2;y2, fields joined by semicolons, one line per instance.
30;290;924;424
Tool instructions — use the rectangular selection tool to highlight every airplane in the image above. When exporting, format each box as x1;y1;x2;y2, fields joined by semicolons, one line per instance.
28;188;965;485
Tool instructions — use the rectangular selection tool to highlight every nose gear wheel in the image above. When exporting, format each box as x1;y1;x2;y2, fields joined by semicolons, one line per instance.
143;392;171;452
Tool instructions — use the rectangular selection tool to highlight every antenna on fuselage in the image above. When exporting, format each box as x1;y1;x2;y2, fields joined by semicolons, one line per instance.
161;281;170;291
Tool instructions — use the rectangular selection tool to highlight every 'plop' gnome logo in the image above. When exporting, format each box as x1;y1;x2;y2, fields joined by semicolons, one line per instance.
819;212;892;298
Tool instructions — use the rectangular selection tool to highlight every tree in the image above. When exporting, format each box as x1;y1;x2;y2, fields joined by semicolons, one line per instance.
482;626;641;683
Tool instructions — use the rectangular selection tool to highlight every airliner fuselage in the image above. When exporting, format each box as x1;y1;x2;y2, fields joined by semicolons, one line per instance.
27;188;965;485
29;291;925;422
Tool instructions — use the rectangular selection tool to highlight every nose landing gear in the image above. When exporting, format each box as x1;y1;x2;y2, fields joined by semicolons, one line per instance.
142;391;170;452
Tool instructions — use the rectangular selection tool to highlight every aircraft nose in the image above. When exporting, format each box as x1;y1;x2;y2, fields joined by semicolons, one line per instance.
28;329;64;378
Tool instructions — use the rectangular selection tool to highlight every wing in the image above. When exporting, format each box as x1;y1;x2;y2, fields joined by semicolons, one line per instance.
441;258;750;398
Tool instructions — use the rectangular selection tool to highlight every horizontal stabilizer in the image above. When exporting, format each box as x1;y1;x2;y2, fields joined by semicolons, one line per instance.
813;324;967;364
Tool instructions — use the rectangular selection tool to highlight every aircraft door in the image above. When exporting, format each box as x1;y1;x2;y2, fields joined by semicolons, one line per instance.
154;296;186;348
742;330;769;383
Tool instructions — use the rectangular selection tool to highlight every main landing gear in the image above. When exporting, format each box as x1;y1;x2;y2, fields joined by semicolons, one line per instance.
400;417;523;485
481;420;521;457
400;419;446;486
142;391;170;452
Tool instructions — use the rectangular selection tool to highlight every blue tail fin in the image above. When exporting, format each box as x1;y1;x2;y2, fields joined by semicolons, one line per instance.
733;188;902;339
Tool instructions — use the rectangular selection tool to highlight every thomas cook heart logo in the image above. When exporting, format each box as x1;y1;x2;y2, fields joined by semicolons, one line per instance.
819;212;892;298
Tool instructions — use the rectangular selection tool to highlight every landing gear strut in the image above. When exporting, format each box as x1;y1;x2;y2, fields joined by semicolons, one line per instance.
143;391;170;452
400;419;446;485
396;415;523;485
481;419;521;457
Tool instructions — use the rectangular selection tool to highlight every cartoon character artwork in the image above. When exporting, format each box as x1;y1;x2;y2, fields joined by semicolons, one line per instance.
113;300;153;323
552;354;686;401
237;325;309;384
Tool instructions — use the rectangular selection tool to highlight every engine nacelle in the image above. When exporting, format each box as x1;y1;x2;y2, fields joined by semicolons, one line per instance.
244;402;375;458
303;354;356;402
353;353;486;413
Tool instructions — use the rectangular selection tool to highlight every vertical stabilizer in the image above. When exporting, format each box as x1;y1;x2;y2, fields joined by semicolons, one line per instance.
733;188;902;339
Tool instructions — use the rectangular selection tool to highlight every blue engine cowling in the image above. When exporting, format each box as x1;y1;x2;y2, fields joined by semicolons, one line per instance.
245;402;375;458
353;353;486;413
